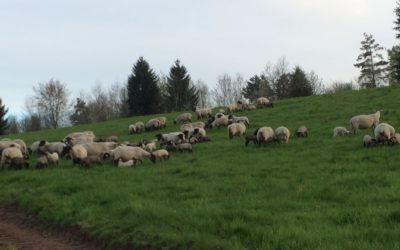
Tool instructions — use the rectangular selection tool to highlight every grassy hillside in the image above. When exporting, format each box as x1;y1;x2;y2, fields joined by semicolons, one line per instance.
1;87;400;249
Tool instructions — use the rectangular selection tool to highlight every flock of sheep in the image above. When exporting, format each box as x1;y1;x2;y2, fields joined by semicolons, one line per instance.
1;96;398;170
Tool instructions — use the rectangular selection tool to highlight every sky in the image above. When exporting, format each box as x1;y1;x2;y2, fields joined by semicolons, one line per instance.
0;0;397;116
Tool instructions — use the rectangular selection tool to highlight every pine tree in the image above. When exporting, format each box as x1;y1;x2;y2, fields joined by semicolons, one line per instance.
242;75;273;102
127;57;162;115
288;66;313;98
274;73;291;99
387;1;400;86
164;60;198;111
395;1;400;39
70;98;91;125
354;33;388;88
0;98;9;135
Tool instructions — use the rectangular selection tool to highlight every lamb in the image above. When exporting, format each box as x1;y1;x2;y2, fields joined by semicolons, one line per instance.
350;110;380;134
210;116;229;128
245;134;258;146
193;107;212;120
296;126;308;137
155;117;167;128
256;97;273;108
118;159;134;167
173;113;192;124
226;103;238;113
1;147;23;168
145;118;161;131
255;127;274;145
143;141;157;152
150;149;170;162
374;122;395;144
112;145;155;166
363;135;377;147
274;126;290;143
227;123;247;139
333;127;351;137
80;156;102;167
228;115;250;127
155;132;185;146
9;157;29;170
45;152;59;165
36;156;48;169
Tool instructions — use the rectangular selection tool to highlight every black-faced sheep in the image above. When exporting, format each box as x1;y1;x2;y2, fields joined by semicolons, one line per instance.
228;115;250;127
9;157;29;170
296;126;308;137
193;107;212;120
374;122;395;144
210;116;229;129
36;156;48;169
174;113;192;124
227;123;247;139
1;147;23;168
274;126;290;143
350;110;380;134
112;146;155;166
390;133;400;145
156;117;167;128
333;127;351;137
156;132;185;146
69;145;88;166
45;152;59;166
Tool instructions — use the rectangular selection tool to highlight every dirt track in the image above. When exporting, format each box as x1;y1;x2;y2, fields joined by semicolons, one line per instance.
0;206;97;250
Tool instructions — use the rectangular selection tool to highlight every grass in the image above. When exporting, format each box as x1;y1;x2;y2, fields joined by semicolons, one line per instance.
1;87;400;249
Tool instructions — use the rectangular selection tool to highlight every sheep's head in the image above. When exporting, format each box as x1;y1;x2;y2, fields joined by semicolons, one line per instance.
149;154;156;163
155;134;163;141
61;145;71;157
39;140;47;147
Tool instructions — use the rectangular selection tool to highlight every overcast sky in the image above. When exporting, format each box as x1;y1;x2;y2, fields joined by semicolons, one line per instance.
1;0;397;116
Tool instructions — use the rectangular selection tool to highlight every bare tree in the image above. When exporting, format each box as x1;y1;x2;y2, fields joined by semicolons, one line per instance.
5;115;19;134
212;73;245;106
32;79;70;128
308;70;325;94
195;79;210;108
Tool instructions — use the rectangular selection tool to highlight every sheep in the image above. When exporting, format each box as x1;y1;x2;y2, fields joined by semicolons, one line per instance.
255;127;274;145
80;142;117;157
193;128;207;138
155;117;167;128
112;145;155;166
143;141;157;152
128;124;138;134
80;156;102;167
30;140;47;154
12;139;28;156
333;127;351;137
145;118;161;131
350;110;380;134
45;152;59;166
106;136;118;142
228;115;250;127
363;135;378;147
245;134;258;146
274;126;290;143
69;144;88;166
174;143;193;153
247;104;257;110
193;107;212;120
9;157;29;170
36;156;48;169
227;123;247;139
0;141;25;158
210;116;229;128
155;132;185;146
256;97;273;108
134;121;145;133
374;122;395;144
63;131;96;145
174;113;192;124
38;141;68;156
150;149;170;162
226;103;238;113
390;133;400;145
118;159;134;167
296;126;308;137
1;147;23;168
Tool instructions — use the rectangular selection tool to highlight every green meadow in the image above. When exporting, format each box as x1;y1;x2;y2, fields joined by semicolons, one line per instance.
1;87;400;249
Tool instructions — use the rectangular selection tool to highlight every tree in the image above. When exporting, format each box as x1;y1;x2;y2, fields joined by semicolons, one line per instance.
274;73;291;99
164;60;198;111
394;1;400;39
242;75;273;102
354;33;388;88
0;98;9;135
195;80;210;108
5;115;19;134
127;57;162;115
387;2;400;86
70;98;91;125
32;79;70;128
19;114;41;132
288;66;313;97
212;73;245;106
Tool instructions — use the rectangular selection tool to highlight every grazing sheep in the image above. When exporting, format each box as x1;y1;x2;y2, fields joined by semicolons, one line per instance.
156;117;167;128
134;121;145;133
156;132;185;146
390;133;400;145
205;116;215;129
363;135;377;147
69;145;88;166
12;139;28;156
80;142;117;157
112;146;155;166
228;115;250;127
36;156;48;169
193;128;207;138
350;110;380;134
0;141;25;158
150;149;170;162
38;141;68;156
193;107;212;120
296;126;308;137
245;134;258;146
189;136;198;144
63;131;96;145
118;159;134;167
143;141;157;152
128;124;138;134
30;140;47;154
1;147;23;168
374;122;396;144
226;104;238;113
9;157;29;170
257;97;273;108
210;116;229;128
106;136;118;142
274;126;290;143
145;118;161;131
175;143;193;153
80;156;102;167
247;104;257;110
45;152;59;165
227;123;247;139
255;127;274;145
174;113;192;124
333;127;351;137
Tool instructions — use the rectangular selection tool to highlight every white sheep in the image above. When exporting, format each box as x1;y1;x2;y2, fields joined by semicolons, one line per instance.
226;103;238;113
9;157;29;170
374;122;395;144
118;159;134;167
193;107;212;120
70;145;88;166
1;147;23;168
227;123;247;139
36;155;49;169
228;115;250;127
296;126;308;137
156;132;185;146
350;110;380;134
274;126;290;143
150;149;170;162
211;116;229;128
390;133;400;145
333;127;351;137
145;118;161;131
134;121;145;132
80;142;117;157
256;97;273;108
39;141;67;156
112;146;154;166
143;141;157;152
174;143;193;153
363;135;377;147
45;152;59;165
30;140;47;154
174;113;192;124
255;127;274;145
156;117;167;128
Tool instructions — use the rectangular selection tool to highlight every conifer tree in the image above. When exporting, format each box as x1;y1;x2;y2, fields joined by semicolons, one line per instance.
242;75;273;102
288;66;313;97
387;1;400;86
0;98;9;135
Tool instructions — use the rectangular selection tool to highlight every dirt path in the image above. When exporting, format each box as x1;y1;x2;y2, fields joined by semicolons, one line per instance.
0;206;98;250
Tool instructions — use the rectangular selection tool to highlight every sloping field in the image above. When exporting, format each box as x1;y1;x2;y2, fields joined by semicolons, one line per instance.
1;87;400;249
